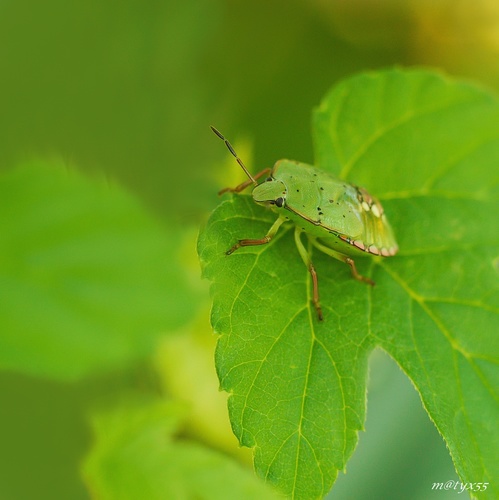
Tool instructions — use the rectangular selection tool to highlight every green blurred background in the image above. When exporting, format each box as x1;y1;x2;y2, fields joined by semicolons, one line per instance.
1;0;498;498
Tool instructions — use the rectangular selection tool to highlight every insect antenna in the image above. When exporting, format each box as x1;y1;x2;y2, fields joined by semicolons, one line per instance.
210;126;257;186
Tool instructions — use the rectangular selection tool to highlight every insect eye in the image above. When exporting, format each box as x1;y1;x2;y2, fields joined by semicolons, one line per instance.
275;197;284;208
266;177;273;182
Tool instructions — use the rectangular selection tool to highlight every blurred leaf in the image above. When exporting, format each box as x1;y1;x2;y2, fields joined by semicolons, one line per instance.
82;400;279;500
198;69;499;498
0;162;200;381
155;307;253;465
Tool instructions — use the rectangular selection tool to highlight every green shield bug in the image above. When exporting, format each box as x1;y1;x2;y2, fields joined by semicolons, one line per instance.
211;126;398;321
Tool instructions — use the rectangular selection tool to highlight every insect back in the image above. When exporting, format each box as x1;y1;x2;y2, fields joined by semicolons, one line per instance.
211;126;398;321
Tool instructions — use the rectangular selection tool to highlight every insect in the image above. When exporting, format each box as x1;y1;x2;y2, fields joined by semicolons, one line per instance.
211;126;398;321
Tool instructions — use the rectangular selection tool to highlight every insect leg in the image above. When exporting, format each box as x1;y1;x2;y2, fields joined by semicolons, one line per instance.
294;228;323;321
226;216;286;255
344;257;375;286
218;168;271;195
310;239;375;286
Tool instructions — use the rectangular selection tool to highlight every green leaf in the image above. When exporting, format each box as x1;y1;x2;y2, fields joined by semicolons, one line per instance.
0;162;199;381
198;69;499;498
82;400;279;500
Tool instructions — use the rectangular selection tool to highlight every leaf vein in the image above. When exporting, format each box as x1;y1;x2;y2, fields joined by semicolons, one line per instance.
339;95;485;180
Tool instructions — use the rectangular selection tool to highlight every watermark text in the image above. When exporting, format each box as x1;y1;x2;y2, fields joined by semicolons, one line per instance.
432;480;489;494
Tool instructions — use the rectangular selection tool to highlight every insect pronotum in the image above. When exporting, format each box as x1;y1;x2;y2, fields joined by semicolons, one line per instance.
211;126;398;321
